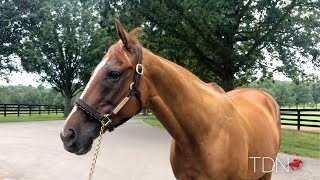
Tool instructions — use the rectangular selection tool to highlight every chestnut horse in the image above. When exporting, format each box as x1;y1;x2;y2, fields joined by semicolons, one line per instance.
61;20;281;180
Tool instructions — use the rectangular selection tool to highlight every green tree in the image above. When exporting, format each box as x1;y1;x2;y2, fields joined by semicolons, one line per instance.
292;82;313;108
40;88;62;105
312;80;320;108
0;86;10;104
273;81;295;107
16;0;107;116
0;0;20;80
8;85;26;104
23;86;42;104
247;79;276;97
53;93;64;106
101;0;320;91
0;84;65;105
37;84;46;91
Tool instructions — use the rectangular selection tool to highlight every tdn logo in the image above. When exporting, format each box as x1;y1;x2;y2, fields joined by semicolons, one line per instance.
249;157;303;173
287;159;303;170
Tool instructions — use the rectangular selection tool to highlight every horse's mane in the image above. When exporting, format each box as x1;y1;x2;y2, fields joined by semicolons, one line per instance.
129;28;143;46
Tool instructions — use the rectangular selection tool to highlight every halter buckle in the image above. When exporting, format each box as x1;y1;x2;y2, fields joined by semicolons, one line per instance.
103;114;112;125
136;64;143;75
130;82;135;90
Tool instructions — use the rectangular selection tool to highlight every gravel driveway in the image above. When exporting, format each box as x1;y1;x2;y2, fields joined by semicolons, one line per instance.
0;119;319;180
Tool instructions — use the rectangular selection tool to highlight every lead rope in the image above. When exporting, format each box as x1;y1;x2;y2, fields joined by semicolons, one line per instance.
88;119;112;180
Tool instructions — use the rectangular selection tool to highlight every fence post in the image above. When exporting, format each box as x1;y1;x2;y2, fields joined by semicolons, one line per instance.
297;110;301;130
143;109;148;115
4;104;6;117
39;105;41;115
56;105;58;114
17;104;20;116
48;105;50;114
29;105;32;116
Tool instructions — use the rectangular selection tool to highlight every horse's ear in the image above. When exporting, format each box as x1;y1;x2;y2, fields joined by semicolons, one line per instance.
115;19;130;51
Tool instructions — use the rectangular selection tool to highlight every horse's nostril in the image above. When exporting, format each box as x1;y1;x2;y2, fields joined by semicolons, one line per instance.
69;129;75;139
61;128;77;147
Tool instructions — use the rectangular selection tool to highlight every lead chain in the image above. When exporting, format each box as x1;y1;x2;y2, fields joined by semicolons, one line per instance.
88;120;111;180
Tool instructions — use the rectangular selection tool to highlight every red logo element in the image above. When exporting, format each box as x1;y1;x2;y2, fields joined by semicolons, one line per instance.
287;159;303;170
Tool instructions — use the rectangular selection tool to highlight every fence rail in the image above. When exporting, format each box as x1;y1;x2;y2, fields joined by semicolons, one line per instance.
280;109;320;130
0;104;319;130
0;104;64;116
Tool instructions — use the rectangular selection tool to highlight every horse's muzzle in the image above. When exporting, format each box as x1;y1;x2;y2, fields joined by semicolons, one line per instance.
60;128;77;147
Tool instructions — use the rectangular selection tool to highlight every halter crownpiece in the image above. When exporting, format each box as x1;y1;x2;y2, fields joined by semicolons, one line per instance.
75;46;144;132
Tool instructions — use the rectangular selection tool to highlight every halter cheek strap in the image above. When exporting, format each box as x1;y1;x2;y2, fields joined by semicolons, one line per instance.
75;46;143;132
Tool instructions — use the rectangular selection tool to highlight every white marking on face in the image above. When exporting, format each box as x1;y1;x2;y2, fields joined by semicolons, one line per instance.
80;56;109;99
63;50;113;130
64;106;78;126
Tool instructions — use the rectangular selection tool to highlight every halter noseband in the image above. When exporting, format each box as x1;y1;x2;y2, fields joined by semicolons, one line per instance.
75;46;143;132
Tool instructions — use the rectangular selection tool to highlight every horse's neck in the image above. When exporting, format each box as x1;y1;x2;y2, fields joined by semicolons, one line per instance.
143;49;230;149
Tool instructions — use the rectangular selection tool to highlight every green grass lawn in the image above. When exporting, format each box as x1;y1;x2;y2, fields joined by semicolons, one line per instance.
280;129;320;158
144;117;163;128
0;113;65;123
144;118;320;158
281;104;320;109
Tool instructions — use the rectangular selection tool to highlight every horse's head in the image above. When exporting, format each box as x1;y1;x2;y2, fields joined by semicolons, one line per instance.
60;20;147;155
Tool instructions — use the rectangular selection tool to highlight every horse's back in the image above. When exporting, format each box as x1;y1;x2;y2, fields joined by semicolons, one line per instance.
227;88;280;147
228;88;280;121
227;88;281;179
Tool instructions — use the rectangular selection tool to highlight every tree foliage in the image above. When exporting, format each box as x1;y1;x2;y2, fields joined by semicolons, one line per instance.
0;85;63;105
292;83;313;108
311;80;320;108
0;0;20;80
273;81;295;107
248;79;318;108
101;0;320;91
15;0;108;116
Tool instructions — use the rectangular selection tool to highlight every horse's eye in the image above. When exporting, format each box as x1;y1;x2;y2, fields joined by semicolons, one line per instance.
106;71;122;81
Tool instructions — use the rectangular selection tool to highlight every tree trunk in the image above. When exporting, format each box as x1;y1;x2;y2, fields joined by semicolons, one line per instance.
64;94;72;117
220;44;235;92
221;69;235;92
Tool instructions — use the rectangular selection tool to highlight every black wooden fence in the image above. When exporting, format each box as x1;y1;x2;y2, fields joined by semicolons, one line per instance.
280;109;320;130
0;104;319;130
0;104;64;116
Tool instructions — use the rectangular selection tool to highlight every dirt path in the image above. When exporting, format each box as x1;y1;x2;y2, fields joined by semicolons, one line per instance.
0;119;319;180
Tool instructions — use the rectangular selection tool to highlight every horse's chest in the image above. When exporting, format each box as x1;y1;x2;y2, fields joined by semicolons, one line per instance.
169;140;247;180
170;142;205;179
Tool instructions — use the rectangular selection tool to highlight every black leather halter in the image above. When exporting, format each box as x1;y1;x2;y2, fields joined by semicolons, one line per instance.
75;46;143;132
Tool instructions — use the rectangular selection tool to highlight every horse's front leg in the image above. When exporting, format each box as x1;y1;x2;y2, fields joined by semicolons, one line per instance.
170;140;208;180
